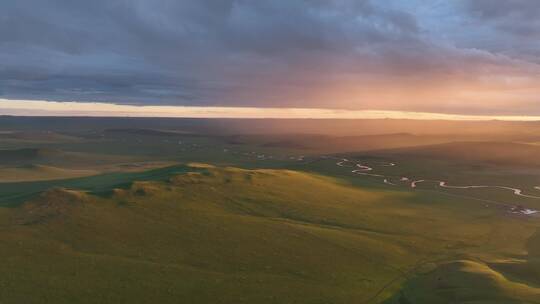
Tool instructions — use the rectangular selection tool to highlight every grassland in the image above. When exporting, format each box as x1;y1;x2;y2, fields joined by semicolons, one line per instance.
0;165;538;303
1;117;540;303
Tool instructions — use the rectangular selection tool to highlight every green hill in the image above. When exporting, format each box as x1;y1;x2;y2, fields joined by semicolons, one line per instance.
385;259;540;304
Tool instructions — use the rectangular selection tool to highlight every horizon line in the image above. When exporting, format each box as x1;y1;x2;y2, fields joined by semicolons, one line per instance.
1;99;540;122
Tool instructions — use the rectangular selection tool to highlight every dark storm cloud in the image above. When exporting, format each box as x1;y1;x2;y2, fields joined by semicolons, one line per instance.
464;0;540;21
461;0;540;59
0;0;420;104
0;0;539;114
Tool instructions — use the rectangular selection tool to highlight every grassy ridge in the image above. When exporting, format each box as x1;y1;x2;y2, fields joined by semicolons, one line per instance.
0;165;193;206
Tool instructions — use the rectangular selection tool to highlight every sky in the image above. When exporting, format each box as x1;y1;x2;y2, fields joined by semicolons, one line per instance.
1;0;540;117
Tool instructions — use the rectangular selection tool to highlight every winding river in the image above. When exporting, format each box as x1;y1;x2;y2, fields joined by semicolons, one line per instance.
233;150;539;216
333;157;540;216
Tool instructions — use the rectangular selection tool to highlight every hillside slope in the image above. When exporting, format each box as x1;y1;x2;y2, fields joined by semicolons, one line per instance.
385;229;540;303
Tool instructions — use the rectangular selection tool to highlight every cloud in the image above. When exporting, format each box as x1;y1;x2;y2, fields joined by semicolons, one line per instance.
3;98;540;121
0;0;539;115
460;0;540;56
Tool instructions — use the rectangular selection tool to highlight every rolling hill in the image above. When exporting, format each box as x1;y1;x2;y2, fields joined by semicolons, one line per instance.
385;258;540;303
0;164;538;303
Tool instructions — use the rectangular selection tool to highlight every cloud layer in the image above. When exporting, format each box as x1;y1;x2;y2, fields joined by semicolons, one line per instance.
1;0;539;115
